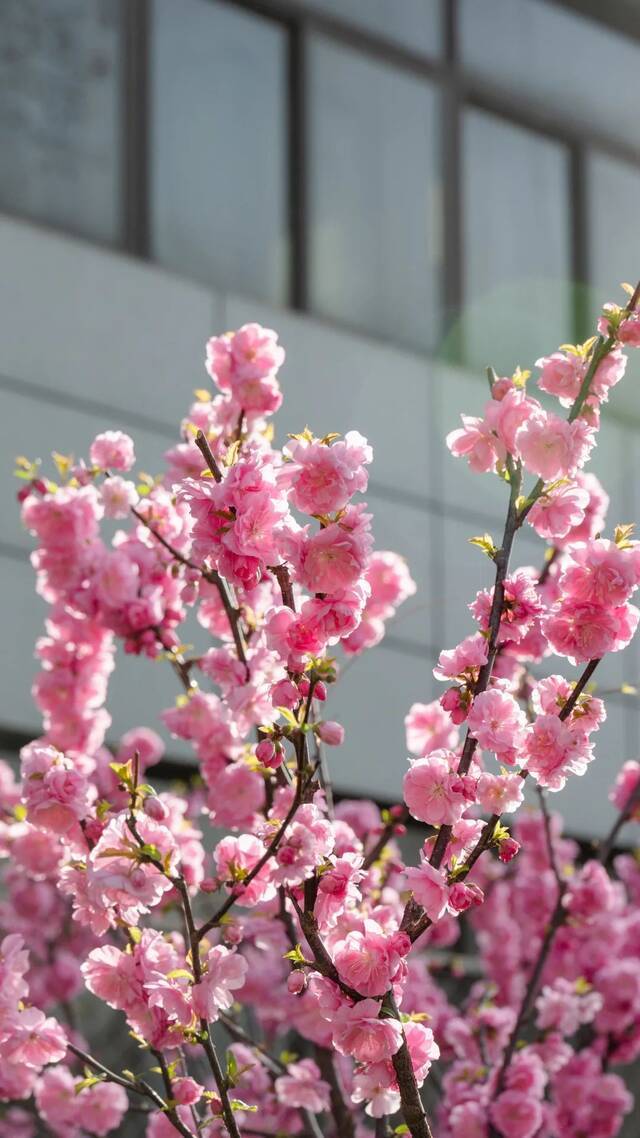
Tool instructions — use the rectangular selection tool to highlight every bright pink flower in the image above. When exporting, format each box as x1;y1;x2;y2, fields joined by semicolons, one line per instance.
213;833;276;907
544;599;638;663
297;511;372;594
283;430;372;515
90;430;136;472
332;998;402;1062
191;945;247;1021
524;714;592;791
563;861;619;924
403;752;469;826
490;1091;543;1138
467;689;527;762
333;920;404;997
560;539;640;606
405;858;450;922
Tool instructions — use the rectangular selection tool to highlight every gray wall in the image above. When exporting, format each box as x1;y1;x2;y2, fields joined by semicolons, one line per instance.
2;213;639;840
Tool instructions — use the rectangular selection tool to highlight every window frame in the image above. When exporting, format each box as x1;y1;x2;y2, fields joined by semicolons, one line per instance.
5;0;640;354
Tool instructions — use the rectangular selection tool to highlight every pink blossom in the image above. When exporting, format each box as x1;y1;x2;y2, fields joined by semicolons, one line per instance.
333;919;405;997
403;752;469;826
560;539;640;606
90;430;136;472
467;689;527;762
490;1091;543;1138
536;350;584;404
476;772;524;815
447;415;503;473
332;998;402;1062
192;945;248;1021
20;743;90;835
275;1058;331;1113
405;858;450;922
544;599;639;663
516;410;594;480
610;760;640;820
524;714;592;791
351;1061;400;1118
405;700;459;755
100;475;138;518
283;430;372;515
527;481;590;540
434;633;489;681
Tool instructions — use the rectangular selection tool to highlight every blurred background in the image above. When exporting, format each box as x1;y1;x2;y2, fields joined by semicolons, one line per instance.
2;0;640;842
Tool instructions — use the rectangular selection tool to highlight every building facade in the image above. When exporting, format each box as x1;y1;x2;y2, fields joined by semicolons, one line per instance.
2;0;640;838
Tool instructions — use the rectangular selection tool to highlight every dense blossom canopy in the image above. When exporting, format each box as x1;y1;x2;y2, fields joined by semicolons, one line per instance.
2;294;640;1138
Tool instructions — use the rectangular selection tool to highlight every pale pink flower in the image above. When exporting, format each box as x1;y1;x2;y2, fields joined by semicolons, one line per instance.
275;1058;331;1113
90;430;136;472
476;771;524;815
433;633;489;681
527;481;590;540
405;700;459;755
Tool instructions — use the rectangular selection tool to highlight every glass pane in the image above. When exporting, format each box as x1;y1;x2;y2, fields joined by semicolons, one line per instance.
292;0;441;57
309;37;441;353
462;110;571;372
0;0;121;244
460;0;640;149
151;0;289;305
589;153;640;308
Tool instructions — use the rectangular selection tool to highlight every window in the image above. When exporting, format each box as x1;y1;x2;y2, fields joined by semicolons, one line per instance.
0;0;122;244
291;0;442;58
588;153;640;312
2;0;640;364
460;0;640;150
308;38;441;353
462;110;571;372
151;0;289;305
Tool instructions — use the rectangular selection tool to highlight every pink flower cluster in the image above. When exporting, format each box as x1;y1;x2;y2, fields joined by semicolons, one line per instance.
4;294;640;1138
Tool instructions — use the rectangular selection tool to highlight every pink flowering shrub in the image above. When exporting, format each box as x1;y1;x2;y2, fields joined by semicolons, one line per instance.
3;293;640;1138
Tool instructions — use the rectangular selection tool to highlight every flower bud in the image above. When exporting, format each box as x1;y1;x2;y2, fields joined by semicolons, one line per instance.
317;720;345;746
498;836;521;863
143;795;168;821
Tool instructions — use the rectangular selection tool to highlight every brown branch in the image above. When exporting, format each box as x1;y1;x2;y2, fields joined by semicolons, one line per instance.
68;1043;197;1138
386;995;434;1138
197;775;307;941
195;429;224;483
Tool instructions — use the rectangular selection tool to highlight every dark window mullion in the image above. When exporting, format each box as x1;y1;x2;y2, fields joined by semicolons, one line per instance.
122;0;150;257
442;0;464;360
288;19;308;310
569;143;590;341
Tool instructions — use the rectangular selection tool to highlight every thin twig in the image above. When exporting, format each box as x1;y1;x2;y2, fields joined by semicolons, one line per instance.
195;429;224;482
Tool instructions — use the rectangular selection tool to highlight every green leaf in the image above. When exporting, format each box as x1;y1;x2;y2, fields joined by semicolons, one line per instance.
468;534;498;560
283;944;306;965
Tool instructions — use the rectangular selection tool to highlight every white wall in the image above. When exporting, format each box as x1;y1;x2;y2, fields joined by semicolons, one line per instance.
1;213;639;839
